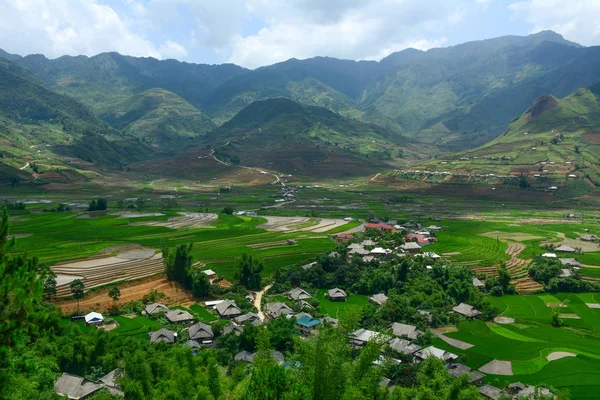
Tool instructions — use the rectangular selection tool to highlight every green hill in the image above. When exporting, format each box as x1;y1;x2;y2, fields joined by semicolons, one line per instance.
205;98;432;178
0;58;152;184
100;88;216;151
411;88;600;197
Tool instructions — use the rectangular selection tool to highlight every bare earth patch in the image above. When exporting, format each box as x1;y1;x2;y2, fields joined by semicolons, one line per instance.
494;317;515;324
433;326;458;334
559;314;581;319
479;360;513;376
258;216;356;233
546;303;567;308
546;352;576;362
480;231;545;242
434;333;474;350
586;303;600;309
131;212;217;230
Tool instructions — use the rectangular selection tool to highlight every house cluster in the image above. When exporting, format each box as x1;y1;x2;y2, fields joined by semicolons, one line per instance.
340;223;441;262
54;369;124;399
479;382;555;400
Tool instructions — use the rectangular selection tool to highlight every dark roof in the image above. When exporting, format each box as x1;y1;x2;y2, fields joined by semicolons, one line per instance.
266;302;294;318
479;384;503;399
369;293;388;306
54;373;104;399
391;323;423;340
446;363;485;383
388;338;421;355
149;328;176;344
235;312;262;325
289;287;312;301
327;288;347;298
189;322;214;340
215;299;242;317
452;303;481;318
165;309;194;323
184;339;201;350
224;323;244;335
144;302;168;315
98;369;123;389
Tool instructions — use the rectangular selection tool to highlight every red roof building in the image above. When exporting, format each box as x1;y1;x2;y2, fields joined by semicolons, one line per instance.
365;223;396;233
335;233;354;243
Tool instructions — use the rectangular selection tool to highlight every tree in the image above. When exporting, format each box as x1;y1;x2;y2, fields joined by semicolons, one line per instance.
42;266;57;301
164;243;194;284
0;207;43;379
96;198;108;211
221;206;234;215
70;279;85;313
207;359;221;399
135;198;146;211
191;270;211;297
88;200;98;211
108;285;121;303
236;253;264;290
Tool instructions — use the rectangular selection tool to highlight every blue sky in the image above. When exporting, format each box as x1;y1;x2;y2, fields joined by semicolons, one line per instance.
0;0;598;69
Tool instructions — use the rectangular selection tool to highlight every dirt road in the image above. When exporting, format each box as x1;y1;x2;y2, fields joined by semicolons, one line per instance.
253;284;272;321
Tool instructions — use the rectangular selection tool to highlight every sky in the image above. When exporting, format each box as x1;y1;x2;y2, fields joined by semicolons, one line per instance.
0;0;599;69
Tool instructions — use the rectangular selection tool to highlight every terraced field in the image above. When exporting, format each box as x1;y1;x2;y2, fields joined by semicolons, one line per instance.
432;293;600;399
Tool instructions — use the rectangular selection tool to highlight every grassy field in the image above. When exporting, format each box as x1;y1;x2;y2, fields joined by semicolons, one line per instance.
315;289;369;320
434;293;600;398
8;212;336;282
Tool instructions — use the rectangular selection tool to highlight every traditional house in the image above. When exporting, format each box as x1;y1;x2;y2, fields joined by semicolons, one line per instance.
165;309;194;324
205;300;225;309
370;247;392;256
365;223;396;233
473;277;486;288
235;312;262;326
391;323;423;340
235;350;285;365
327;288;347;302
184;339;201;351
478;384;504;399
215;299;242;319
405;233;434;246
335;233;353;243
321;316;339;328
84;312;104;326
295;315;322;336
560;269;572;277
289;287;312;301
446;363;485;385
414;346;458;363
144;303;169;315
368;293;388;307
401;242;422;254
560;258;581;267
350;328;387;348
297;299;315;310
556;244;576;253
223;323;244;336
361;239;377;247
452;303;482;318
265;302;294;319
580;234;598;242
506;382;554;398
149;328;177;344
387;338;421;355
99;369;124;397
418;310;434;325
188;322;215;346
202;269;218;281
348;247;370;256
54;373;104;399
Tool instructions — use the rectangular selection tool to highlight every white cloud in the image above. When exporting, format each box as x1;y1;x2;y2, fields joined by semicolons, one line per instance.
0;0;160;58
158;40;188;59
510;0;600;46
228;0;466;68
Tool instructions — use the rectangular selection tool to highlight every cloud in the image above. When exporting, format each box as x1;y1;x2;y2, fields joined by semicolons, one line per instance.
158;40;188;59
510;0;600;46
228;0;466;68
0;0;160;58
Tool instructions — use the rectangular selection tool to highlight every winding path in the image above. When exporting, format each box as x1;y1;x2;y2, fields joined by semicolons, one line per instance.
253;284;272;321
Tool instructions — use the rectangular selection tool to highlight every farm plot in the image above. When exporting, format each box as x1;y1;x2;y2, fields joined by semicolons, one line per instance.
315;289;369;320
437;294;600;397
52;249;163;297
258;216;357;233
130;212;218;229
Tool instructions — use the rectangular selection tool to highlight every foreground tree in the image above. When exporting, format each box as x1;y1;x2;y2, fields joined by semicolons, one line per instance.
237;253;264;291
70;279;85;313
42;266;57;300
108;285;121;303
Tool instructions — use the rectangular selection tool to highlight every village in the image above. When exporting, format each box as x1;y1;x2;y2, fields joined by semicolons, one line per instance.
54;219;561;400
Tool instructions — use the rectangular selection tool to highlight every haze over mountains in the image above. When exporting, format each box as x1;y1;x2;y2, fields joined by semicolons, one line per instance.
2;30;600;182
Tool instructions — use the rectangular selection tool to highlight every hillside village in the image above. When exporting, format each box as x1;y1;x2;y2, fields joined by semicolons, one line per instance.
51;220;563;400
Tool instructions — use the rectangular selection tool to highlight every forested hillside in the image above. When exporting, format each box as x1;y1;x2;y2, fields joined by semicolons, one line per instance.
4;31;599;151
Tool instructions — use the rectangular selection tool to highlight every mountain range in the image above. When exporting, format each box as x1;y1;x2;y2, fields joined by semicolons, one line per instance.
2;31;600;182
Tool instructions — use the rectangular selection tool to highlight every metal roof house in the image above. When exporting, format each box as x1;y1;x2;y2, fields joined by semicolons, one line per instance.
84;312;104;326
295;315;322;336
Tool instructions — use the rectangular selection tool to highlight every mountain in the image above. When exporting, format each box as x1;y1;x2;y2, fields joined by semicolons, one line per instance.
203;98;432;178
0;58;152;184
100;88;216;152
412;87;600;197
5;31;599;153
